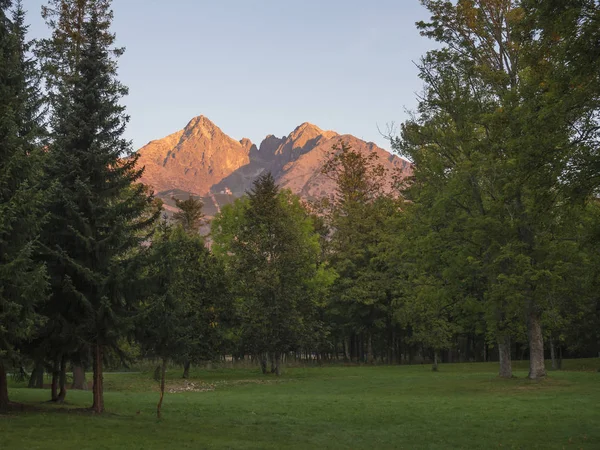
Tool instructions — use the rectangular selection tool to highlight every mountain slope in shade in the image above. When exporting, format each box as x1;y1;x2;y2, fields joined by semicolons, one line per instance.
137;116;253;195
136;116;412;209
211;122;338;196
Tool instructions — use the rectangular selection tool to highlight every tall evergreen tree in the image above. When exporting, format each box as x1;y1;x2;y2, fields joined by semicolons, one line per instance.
321;141;394;363
212;173;331;375
39;0;158;412
172;195;204;233
0;0;47;411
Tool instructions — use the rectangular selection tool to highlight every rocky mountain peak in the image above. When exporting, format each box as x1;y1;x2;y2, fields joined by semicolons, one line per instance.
182;115;223;140
137;116;412;206
136;115;251;196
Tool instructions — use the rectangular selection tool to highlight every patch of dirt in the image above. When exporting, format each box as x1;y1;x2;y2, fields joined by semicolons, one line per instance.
166;377;292;394
167;381;215;394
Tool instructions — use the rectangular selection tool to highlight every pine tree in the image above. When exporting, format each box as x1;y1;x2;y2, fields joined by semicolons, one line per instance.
0;0;48;411
39;1;159;412
212;173;330;375
173;195;205;233
321;141;394;363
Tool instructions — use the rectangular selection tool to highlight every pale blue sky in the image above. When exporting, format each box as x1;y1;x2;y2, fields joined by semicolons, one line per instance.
24;0;433;151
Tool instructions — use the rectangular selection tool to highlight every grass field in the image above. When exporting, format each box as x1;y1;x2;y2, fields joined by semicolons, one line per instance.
2;359;599;449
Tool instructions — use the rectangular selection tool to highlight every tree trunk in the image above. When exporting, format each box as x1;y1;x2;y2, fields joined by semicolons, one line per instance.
72;364;87;390
260;354;267;375
359;335;365;363
28;362;44;389
432;351;439;372
367;334;375;364
157;357;167;419
182;360;190;379
56;356;67;403
270;353;276;373
50;360;59;402
343;337;350;362
0;361;9;412
550;339;558;370
558;346;563;370
527;309;546;380
92;343;104;413
498;334;512;378
275;353;281;376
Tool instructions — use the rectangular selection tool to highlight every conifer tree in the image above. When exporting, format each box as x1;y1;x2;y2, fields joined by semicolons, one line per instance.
0;0;47;411
173;195;205;233
39;0;158;412
212;173;330;375
321;142;393;363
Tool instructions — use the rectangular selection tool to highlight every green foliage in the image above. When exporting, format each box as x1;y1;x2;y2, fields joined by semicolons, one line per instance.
172;195;205;233
391;0;600;376
35;0;159;410
321;141;400;361
212;173;333;366
0;0;47;374
137;222;228;364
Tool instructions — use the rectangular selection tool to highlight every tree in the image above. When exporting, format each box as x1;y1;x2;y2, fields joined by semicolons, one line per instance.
520;0;600;199
170;194;206;377
0;0;48;411
212;173;331;375
394;0;600;379
138;222;227;418
39;0;158;412
173;195;205;233
321;141;395;364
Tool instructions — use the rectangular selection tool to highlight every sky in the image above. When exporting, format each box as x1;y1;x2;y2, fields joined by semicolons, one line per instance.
24;0;434;152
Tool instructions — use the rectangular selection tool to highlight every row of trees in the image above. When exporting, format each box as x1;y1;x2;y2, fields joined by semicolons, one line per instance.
394;0;600;379
209;0;600;380
1;0;599;416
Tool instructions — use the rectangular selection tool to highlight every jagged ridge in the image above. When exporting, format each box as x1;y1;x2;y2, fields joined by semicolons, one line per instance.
136;116;412;213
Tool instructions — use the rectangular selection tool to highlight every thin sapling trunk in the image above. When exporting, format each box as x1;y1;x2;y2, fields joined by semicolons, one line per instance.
157;357;167;419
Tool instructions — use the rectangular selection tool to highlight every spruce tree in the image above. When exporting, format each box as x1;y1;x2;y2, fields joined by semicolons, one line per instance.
212;173;330;375
321;142;393;363
0;0;47;411
40;1;158;413
173;195;205;233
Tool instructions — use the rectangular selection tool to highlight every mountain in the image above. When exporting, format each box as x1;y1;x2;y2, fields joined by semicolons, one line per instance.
136;116;412;213
136;116;254;196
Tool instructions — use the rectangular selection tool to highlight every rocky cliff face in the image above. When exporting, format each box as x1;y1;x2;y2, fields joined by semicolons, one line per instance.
136;116;252;196
137;116;412;208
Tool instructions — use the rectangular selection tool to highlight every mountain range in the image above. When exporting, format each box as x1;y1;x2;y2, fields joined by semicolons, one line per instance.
135;116;412;216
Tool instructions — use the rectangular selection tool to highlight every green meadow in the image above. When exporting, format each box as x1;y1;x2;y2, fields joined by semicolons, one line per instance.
2;360;599;450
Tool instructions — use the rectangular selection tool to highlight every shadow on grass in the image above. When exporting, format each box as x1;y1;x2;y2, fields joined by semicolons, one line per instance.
1;400;121;417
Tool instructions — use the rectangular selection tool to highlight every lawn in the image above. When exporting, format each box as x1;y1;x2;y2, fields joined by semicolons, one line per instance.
1;360;599;449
